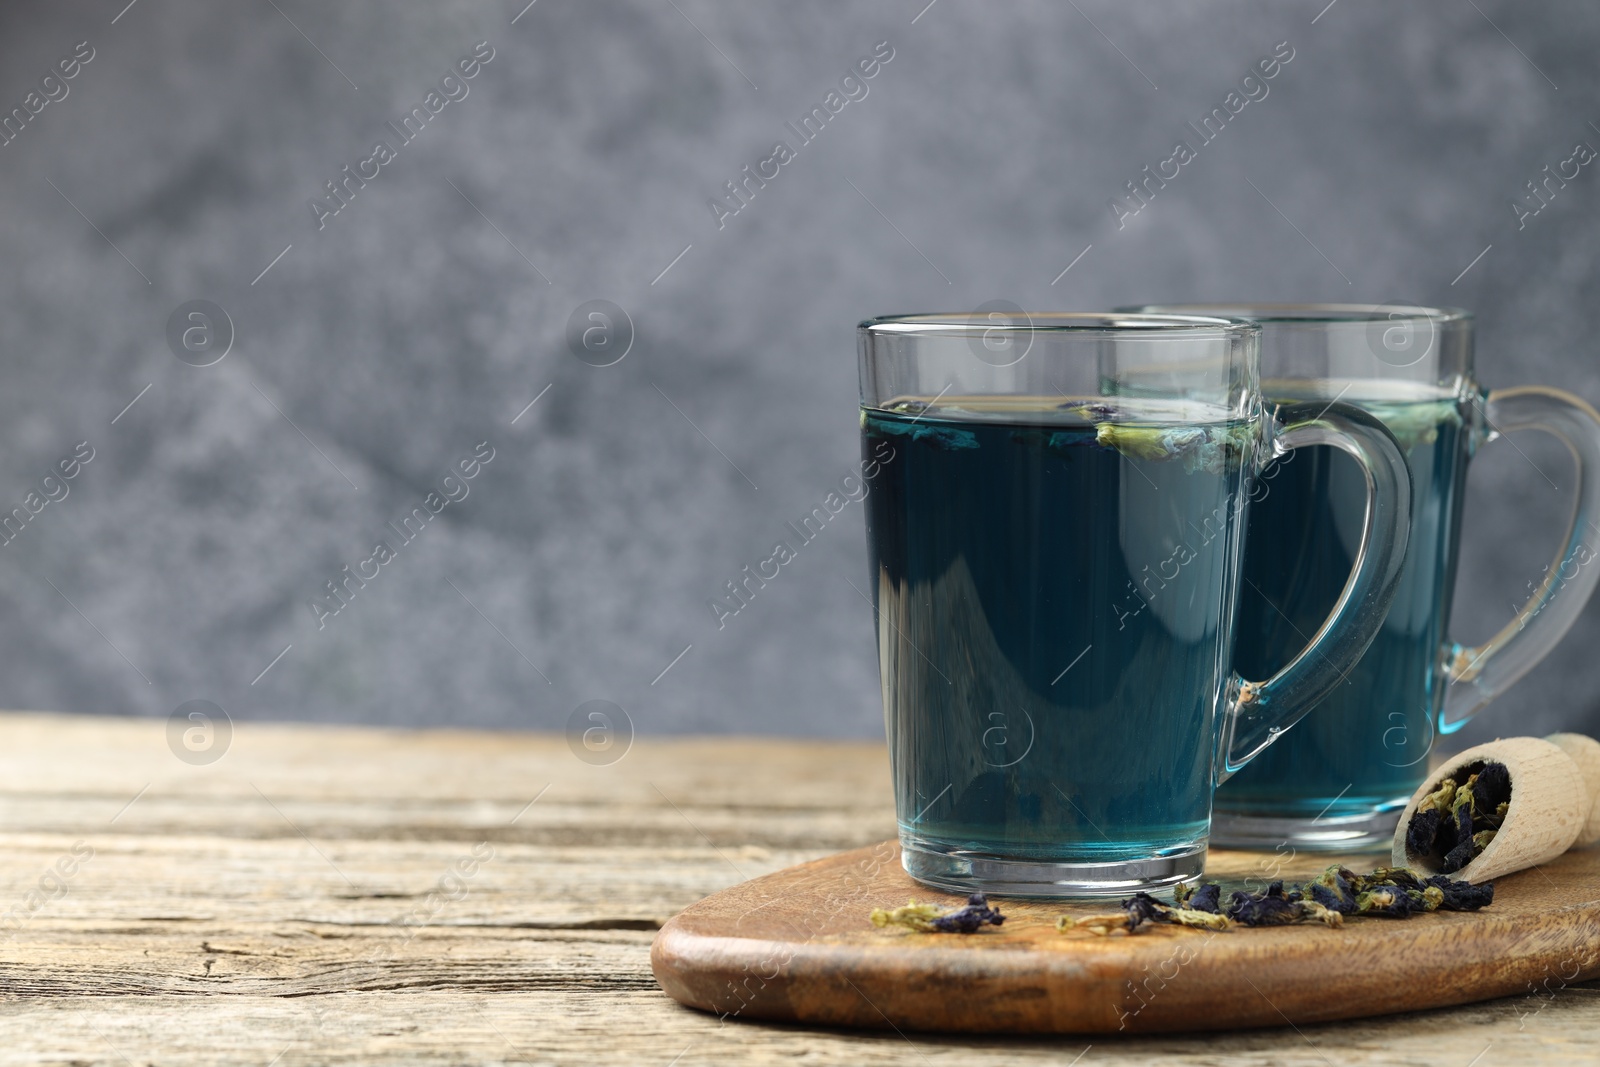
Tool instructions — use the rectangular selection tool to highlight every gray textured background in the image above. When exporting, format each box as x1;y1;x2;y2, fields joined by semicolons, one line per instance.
0;0;1597;753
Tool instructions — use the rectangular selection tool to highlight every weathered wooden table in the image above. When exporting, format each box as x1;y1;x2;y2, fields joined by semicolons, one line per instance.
0;711;1594;1064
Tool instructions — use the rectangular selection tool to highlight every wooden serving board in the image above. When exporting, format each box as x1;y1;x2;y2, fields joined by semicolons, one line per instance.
652;840;1600;1034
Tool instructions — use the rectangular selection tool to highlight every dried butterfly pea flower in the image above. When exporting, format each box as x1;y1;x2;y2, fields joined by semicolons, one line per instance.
1355;886;1427;918
1059;892;1167;936
1131;896;1233;931
1304;866;1360;915
1226;882;1303;927
1406;808;1443;859
1440;799;1472;876
1123;892;1170;930
1066;400;1118;420
929;893;1005;933
1449;798;1475;843
870;893;1004;934
868;417;980;450
1167;908;1232;930
1462;765;1511;829
1092;422;1249;474
1423;874;1495;911
1450;778;1477;827
1058;890;1231;936
1296;900;1345;928
1407;760;1513;873
1303;864;1493;917
1475;761;1512;810
1441;833;1476;874
1226;881;1344;928
1057;913;1126;936
1056;864;1491;938
870;901;945;932
1420;777;1457;815
1360;397;1464;449
1362;867;1424;888
1175;882;1223;914
1305;882;1350;914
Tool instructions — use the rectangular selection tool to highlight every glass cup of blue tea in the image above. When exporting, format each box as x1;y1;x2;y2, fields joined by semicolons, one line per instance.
1126;304;1600;851
858;312;1413;896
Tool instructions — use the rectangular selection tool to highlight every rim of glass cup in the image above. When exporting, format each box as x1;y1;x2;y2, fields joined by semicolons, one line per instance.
858;311;1258;336
1117;303;1472;326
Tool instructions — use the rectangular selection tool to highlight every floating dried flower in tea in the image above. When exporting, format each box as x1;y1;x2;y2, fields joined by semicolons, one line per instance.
866;414;980;451
869;893;1005;934
1091;421;1251;474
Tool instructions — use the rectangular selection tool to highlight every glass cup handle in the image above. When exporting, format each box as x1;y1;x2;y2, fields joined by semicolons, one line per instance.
1439;386;1600;733
1216;401;1414;783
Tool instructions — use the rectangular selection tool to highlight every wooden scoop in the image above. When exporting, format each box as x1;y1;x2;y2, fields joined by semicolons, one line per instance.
1391;733;1600;884
1549;732;1600;846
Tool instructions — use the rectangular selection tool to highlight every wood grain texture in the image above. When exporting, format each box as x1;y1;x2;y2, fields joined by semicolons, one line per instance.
654;841;1600;1034
0;711;1597;1065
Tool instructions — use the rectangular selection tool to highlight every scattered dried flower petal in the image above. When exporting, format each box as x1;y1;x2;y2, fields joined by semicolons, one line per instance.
1423;874;1494;911
1227;882;1307;927
870;893;1004;934
929;893;1006;933
1058;890;1230;936
1355;886;1423;918
1059;913;1131;936
1167;907;1231;930
1177;882;1223;914
869;900;945;932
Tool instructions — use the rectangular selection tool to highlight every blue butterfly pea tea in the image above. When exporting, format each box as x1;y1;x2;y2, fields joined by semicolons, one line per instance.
1125;304;1600;852
857;313;1412;897
863;402;1251;871
1225;391;1471;832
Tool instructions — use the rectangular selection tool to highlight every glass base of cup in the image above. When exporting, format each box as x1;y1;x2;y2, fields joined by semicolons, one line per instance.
1209;807;1401;852
899;835;1207;899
